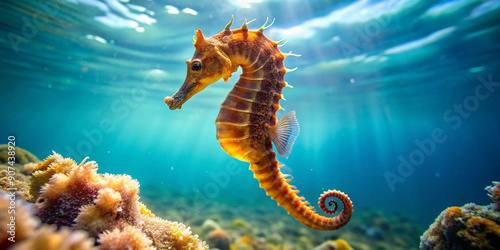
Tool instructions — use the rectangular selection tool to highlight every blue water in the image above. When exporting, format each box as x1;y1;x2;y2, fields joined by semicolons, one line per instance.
1;0;500;229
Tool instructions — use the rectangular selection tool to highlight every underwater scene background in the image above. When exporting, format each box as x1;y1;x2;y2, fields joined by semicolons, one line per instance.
1;0;500;249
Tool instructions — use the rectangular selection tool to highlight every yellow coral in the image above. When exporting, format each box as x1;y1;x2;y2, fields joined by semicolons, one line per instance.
313;239;353;250
421;182;500;249
0;167;30;200
140;202;154;217
443;207;464;223
335;239;353;250
140;213;208;250
29;153;77;200
457;217;500;249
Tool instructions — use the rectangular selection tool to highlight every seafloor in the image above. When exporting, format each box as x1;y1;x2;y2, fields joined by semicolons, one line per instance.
0;146;425;249
140;186;424;250
6;147;499;249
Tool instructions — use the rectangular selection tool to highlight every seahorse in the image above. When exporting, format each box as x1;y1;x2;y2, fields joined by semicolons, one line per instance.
164;17;353;231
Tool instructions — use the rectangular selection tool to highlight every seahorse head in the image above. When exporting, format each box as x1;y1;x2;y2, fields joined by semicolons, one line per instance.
165;29;232;110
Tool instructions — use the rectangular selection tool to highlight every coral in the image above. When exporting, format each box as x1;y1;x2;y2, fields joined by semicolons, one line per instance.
74;174;141;238
10;225;94;250
486;181;500;209
1;191;96;250
0;191;37;249
29;153;78;201
457;217;500;249
29;152;207;249
0;146;38;200
313;239;353;250
206;229;231;250
98;225;154;250
0;145;39;165
75;187;130;237
140;213;208;249
35;158;106;230
33;155;142;239
0;167;30;200
420;181;500;249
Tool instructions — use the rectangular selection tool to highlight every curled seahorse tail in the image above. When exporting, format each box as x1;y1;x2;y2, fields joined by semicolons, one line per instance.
250;154;353;231
318;190;353;228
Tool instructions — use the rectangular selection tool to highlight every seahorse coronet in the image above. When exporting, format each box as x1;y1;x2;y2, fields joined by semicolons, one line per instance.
166;17;353;231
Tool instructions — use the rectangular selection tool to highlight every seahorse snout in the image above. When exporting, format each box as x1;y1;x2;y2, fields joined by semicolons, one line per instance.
164;96;177;110
164;94;185;110
165;78;208;110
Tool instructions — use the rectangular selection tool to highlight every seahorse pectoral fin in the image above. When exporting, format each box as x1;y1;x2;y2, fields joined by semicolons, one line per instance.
269;111;300;159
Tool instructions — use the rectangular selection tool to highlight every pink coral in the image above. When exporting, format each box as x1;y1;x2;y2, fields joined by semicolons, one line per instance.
98;225;154;250
35;156;142;238
36;158;105;229
29;152;207;249
74;174;141;238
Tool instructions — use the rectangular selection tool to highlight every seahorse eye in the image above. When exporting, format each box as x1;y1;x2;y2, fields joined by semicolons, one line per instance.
191;62;202;71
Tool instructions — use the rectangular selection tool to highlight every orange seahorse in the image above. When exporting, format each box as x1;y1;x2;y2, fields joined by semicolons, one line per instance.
164;17;353;231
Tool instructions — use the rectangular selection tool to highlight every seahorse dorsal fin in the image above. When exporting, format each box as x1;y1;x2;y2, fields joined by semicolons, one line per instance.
269;111;300;159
